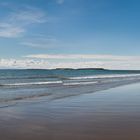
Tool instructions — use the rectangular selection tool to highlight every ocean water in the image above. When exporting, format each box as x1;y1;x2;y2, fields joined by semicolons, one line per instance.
0;69;140;103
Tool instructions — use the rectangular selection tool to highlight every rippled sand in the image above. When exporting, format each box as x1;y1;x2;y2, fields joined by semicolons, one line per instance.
0;83;140;140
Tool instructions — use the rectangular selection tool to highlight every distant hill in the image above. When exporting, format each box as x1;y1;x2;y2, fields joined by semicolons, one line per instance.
55;68;106;70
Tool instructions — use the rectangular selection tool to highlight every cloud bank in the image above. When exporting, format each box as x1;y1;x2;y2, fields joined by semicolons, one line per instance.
0;54;140;70
25;54;140;61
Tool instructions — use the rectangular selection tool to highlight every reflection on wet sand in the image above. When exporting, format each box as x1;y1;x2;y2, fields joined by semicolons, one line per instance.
0;83;140;140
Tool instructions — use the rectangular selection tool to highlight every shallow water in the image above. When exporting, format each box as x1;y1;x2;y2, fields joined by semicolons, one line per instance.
0;83;140;139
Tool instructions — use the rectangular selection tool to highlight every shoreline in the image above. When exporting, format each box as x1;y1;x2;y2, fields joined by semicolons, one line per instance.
1;76;140;104
1;83;140;139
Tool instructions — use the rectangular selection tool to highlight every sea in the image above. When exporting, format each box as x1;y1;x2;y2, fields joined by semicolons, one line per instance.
0;69;140;104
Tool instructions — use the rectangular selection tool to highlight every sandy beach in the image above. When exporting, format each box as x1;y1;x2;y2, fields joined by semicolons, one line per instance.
0;83;140;140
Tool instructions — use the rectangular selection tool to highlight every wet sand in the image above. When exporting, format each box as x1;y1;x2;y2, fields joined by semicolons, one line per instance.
1;83;140;140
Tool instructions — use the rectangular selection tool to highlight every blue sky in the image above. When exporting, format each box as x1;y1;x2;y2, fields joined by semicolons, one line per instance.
0;0;140;69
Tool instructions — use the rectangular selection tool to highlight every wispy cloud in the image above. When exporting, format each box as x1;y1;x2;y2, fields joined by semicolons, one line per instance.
0;23;24;38
0;6;46;38
56;0;65;5
24;54;140;61
21;36;58;48
9;7;46;24
0;2;11;7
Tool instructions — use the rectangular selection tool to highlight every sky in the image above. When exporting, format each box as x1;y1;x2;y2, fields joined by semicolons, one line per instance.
0;0;140;69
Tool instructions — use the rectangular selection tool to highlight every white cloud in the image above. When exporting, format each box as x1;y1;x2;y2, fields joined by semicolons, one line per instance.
0;6;46;38
1;54;140;70
0;58;103;69
0;59;49;69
